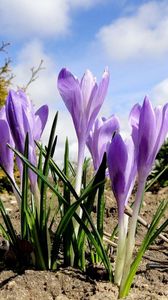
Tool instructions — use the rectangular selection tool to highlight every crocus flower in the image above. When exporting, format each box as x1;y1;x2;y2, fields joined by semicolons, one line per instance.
107;133;136;222
0;106;15;179
57;68;109;195
120;97;168;289
129;96;168;179
87;115;120;171
107;133;137;285
5;89;49;192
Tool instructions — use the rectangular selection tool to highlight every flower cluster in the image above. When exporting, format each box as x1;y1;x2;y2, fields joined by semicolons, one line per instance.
57;67;168;296
0;67;167;299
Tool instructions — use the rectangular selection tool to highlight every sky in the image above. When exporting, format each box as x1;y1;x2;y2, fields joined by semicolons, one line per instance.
0;0;168;162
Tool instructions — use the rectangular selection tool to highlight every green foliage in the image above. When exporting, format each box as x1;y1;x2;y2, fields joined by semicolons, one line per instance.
0;110;167;297
148;138;168;188
0;114;112;280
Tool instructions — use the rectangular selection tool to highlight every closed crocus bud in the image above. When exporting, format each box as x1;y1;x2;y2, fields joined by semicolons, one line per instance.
0;106;15;179
129;96;168;179
107;133;136;222
5;89;49;191
107;133;137;285
87;115;120;171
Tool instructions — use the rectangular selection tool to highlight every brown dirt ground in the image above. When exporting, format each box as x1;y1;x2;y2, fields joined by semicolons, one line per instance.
0;185;168;300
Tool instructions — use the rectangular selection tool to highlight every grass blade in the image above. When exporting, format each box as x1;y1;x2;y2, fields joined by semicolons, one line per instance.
21;134;29;240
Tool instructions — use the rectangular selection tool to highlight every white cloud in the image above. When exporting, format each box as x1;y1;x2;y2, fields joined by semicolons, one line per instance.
12;40;58;106
12;40;79;164
69;0;104;9
0;0;104;39
97;1;168;61
151;78;168;105
0;0;70;38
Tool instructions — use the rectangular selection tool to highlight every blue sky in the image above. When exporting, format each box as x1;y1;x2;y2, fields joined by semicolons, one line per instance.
1;0;168;161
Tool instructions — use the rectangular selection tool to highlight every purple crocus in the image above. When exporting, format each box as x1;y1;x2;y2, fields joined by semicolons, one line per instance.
107;133;137;285
120;97;168;288
87;115;120;171
107;133;136;222
0;106;15;179
129;96;168;179
5;89;49;192
57;68;109;195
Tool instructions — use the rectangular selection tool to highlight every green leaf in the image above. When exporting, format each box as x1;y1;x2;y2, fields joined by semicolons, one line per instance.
40;112;58;230
0;199;17;245
8;144;69;212
37;143;43;191
77;154;106;254
0;163;21;199
76;154;106;269
97;155;106;239
35;142;78;200
145;165;168;191
21;133;29;240
63;138;73;266
0;223;9;241
25;209;46;270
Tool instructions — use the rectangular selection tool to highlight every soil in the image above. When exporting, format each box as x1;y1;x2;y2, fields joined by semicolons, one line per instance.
0;186;168;300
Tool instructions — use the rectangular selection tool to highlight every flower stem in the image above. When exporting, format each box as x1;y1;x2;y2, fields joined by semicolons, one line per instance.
74;139;85;235
114;213;128;285
120;179;146;291
33;183;41;217
75;140;85;195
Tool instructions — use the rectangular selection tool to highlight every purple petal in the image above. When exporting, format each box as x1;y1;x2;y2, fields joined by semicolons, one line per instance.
80;70;96;109
137;97;156;176
34;105;49;140
87;115;119;171
129;103;141;147
57;68;82;140
124;138;137;204
107;133;136;221
107;134;128;210
129;103;141;128
0;106;6;119
97;116;119;168
86;68;110;135
86;118;103;170
5;89;43;190
0;119;14;178
6;90;29;152
98;116;119;150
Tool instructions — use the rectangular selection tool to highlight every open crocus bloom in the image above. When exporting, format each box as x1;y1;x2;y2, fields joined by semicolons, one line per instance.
57;68;109;145
87;115;120;171
58;68;109;196
0;106;15;179
129;96;168;179
5;89;49;191
107;133;136;221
